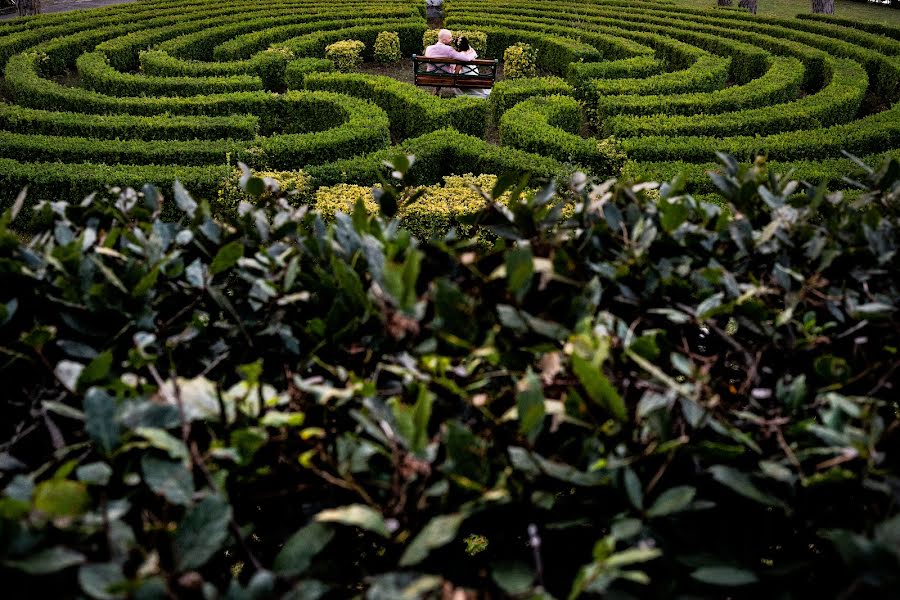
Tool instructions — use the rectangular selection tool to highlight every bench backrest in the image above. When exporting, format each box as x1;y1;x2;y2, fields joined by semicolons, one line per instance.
412;55;499;88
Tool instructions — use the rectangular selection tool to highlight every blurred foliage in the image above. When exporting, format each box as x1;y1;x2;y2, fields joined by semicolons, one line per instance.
0;153;898;599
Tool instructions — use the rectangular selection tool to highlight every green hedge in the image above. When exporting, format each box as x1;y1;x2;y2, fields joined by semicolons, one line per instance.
566;55;664;87
0;102;258;140
602;58;868;138
0;131;237;167
489;76;573;121
0;158;228;209
620;104;900;162
254;92;391;169
306;128;570;187
302;72;487;139
592;56;804;119
444;22;604;74
581;55;730;101
213;12;420;60
284;57;336;89
278;20;426;62
77;51;263;97
796;13;900;41
499;95;622;175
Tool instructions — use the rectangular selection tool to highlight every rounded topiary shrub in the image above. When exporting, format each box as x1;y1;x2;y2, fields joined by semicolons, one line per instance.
324;39;365;73
255;46;295;92
504;42;538;79
374;31;402;63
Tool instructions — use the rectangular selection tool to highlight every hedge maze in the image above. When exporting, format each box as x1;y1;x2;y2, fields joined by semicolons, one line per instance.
0;0;898;210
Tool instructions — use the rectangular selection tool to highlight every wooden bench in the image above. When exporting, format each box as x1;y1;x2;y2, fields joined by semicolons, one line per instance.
412;55;499;94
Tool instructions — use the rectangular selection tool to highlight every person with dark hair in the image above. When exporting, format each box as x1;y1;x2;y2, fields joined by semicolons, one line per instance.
453;36;490;98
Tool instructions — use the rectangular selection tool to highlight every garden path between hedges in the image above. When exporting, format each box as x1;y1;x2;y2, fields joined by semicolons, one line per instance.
0;0;139;20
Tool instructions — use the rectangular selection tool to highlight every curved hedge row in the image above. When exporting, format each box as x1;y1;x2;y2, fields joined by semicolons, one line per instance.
448;0;898;189
0;0;896;215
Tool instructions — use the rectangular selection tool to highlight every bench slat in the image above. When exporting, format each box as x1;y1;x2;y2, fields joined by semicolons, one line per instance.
412;54;498;90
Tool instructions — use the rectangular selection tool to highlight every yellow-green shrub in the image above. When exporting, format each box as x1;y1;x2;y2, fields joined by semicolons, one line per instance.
313;183;380;218
374;32;402;63
325;40;365;73
313;174;529;239
422;29;488;55
218;167;312;210
503;43;537;79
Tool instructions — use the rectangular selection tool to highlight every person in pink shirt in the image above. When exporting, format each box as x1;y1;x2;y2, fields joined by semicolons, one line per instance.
424;29;469;74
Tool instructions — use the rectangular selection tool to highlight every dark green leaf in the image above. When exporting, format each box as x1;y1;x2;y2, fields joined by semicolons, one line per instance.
142;456;195;506
174;495;232;570
2;546;85;574
506;245;534;300
84;388;120;456
647;486;696;517
274;522;334;576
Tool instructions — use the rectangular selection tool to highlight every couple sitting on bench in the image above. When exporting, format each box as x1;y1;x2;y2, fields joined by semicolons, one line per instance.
421;29;493;98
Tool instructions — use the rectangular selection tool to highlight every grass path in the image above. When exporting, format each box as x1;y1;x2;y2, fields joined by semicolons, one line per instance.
675;0;900;25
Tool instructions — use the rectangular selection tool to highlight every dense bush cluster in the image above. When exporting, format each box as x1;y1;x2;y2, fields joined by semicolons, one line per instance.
0;152;898;599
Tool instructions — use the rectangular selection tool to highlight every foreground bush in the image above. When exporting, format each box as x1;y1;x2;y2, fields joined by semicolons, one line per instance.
0;154;898;599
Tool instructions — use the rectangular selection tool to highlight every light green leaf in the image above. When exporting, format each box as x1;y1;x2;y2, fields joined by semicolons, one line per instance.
399;513;465;566
173;180;198;217
646;486;696;517
315;504;389;537
624;468;643;510
691;566;758;586
572;354;626;421
33;479;89;517
78;351;112;387
133;428;190;464
604;547;662;568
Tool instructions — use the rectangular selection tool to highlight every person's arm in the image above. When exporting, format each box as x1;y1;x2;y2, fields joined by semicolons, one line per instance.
447;48;470;61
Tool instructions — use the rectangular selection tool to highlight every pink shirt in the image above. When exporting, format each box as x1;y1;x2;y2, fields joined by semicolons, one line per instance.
424;42;468;73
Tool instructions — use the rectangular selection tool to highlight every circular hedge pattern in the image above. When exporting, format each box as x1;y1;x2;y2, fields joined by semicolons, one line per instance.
0;0;898;209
